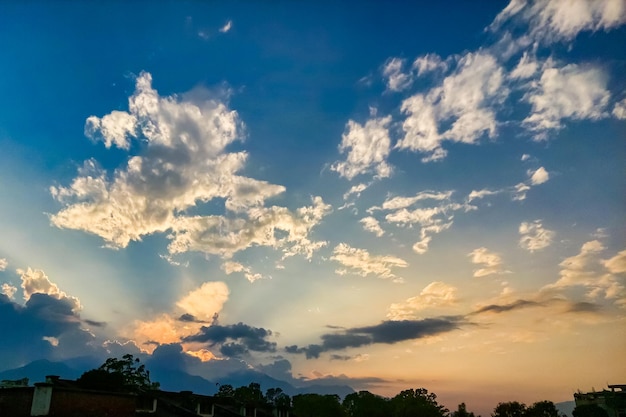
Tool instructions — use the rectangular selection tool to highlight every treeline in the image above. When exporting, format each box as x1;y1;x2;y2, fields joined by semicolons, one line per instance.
77;356;608;417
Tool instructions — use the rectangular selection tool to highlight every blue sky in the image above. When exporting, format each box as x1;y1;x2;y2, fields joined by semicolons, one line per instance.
0;0;625;413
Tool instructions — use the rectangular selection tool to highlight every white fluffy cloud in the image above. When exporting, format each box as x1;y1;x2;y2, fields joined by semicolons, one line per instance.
17;267;81;311
468;247;509;277
382;58;413;92
412;53;447;76
603;249;626;274
331;243;407;282
332;116;393;180
528;166;549;185
222;261;263;283
387;281;458;320
492;0;626;43
397;52;506;161
359;216;384;237
519;220;555;252
522;63;610;139
51;72;330;261
0;258;7;271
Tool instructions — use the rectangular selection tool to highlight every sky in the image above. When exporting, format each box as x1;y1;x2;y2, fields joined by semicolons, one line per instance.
0;0;625;414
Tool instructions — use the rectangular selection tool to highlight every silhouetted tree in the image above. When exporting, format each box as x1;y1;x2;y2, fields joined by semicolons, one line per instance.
452;403;476;417
77;354;159;391
573;404;609;417
266;387;291;411
390;388;448;417
343;390;390;417
293;393;345;417
493;402;527;417
526;401;559;417
215;383;235;398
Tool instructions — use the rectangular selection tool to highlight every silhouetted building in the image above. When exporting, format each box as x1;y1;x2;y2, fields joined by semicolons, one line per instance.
0;375;282;417
574;384;626;417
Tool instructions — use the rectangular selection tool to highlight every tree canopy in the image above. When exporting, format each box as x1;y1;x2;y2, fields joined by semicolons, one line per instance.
77;354;159;392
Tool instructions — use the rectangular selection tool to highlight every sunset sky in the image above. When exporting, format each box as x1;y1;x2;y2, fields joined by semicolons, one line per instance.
0;0;625;414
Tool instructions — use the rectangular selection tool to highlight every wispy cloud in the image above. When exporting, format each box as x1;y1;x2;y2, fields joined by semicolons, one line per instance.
331;243;407;282
219;20;233;33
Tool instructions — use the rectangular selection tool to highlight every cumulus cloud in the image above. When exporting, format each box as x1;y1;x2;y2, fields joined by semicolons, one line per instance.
510;51;539;80
0;258;7;271
222;261;263;283
359;216;384;237
397;52;506;161
387;282;458;320
382;58;413;92
287;316;464;359
1;283;17;299
519;220;555;252
522;63;610;139
176;281;229;320
51;72;330;261
412;53;447;76
17;267;81;312
332;116;393;180
127;281;229;351
603;249;626;274
331;243;407;282
468;247;509;277
491;0;626;43
528;166;550;185
343;183;369;201
613;98;626;119
545;241;625;302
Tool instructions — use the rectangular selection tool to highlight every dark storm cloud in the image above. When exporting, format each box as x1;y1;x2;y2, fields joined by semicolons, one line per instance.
0;293;99;370
470;299;540;315
286;316;464;359
183;322;277;357
178;313;209;323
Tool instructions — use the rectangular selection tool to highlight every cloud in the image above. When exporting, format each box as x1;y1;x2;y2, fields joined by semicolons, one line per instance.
183;322;276;357
343;183;369;201
397;52;507;161
359;216;384;237
51;72;330;261
176;281;229;320
519;220;555;252
17;267;81;312
222;261;263;283
491;0;626;43
0;258;7;271
219;20;233;33
287;316;464;359
522;63;610;139
1;283;17;299
387;282;458;320
374;191;473;254
0;292;99;370
603;249;626;274
330;243;407;282
332;116;393;180
613;98;626;119
471;299;541;315
528;166;550;185
382;58;413;92
510;51;539;80
468;247;509;277
544;241;625;302
412;53;447;76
